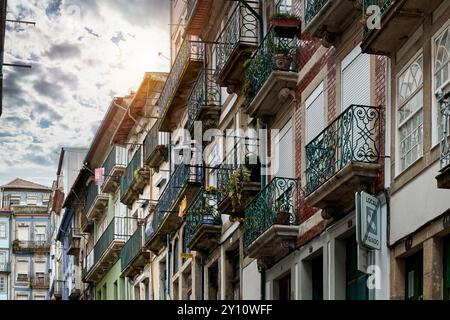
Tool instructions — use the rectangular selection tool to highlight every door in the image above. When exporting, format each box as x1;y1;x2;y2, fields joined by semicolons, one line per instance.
278;273;291;300
312;255;324;300
444;237;450;300
405;251;423;300
346;236;369;300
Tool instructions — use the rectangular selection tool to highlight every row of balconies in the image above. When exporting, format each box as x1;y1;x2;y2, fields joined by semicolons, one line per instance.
12;239;51;254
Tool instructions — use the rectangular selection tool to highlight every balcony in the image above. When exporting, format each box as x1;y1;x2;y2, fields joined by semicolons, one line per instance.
83;217;133;283
67;228;82;256
0;262;11;273
304;0;360;46
186;68;221;134
305;105;381;218
216;140;261;219
361;0;442;56
144;125;169;169
29;275;50;289
51;189;64;214
245;28;299;117
121;224;149;278
159;37;205;132
12;240;51;254
244;178;299;266
81;212;93;233
101;146;127;194
184;189;222;253
214;1;259;91
49;279;65;300
120;148;150;208
145;164;203;252
186;0;215;36
85;182;109;222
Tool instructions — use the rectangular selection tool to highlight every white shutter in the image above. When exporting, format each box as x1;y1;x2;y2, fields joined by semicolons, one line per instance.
34;261;46;274
17;226;29;241
305;82;325;144
273;120;294;178
17;260;28;274
342;46;371;110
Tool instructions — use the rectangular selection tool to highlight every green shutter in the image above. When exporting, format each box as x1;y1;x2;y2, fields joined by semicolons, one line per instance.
346;237;369;300
405;251;423;300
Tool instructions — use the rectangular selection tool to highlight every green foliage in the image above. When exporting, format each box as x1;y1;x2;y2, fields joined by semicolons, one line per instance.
229;167;251;212
270;12;301;20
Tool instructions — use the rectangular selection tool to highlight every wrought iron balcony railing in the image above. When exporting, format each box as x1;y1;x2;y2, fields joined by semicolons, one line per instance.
145;164;204;243
103;146;127;181
120;147;143;197
49;279;65;298
186;68;221;132
184;189;221;246
29;275;50;289
12;240;51;253
68;228;81;255
82;249;94;278
92;217;132;268
304;0;328;25
86;182;107;215
214;1;259;80
158;37;204;121
245;28;299;106
0;262;10;273
305;105;381;195
186;0;199;26
144;124;169;164
363;0;395;36
244;177;299;248
120;226;143;272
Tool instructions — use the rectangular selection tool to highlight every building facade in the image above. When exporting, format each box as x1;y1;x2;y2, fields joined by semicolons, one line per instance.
1;178;51;300
0;209;11;300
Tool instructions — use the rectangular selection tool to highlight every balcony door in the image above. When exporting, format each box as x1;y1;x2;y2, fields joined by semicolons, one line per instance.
272;119;294;179
17;225;29;241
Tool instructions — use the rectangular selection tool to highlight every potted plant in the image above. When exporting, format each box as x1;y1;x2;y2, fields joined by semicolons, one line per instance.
229;167;251;218
270;12;301;38
273;43;293;71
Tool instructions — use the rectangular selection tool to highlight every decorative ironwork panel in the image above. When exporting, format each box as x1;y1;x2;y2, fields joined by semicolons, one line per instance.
305;105;381;195
186;68;221;131
244;177;299;248
158;37;205;119
103;146;127;179
214;1;259;79
120;226;143;272
184;189;221;245
304;0;329;25
144;164;204;243
120;147;143;197
245;28;299;106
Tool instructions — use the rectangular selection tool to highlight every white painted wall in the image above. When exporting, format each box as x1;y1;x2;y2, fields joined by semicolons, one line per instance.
390;161;450;243
242;260;261;300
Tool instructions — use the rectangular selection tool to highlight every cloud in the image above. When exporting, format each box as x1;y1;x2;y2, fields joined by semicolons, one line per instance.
44;41;81;60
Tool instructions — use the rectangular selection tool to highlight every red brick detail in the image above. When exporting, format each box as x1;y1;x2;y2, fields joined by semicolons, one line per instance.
297;219;329;247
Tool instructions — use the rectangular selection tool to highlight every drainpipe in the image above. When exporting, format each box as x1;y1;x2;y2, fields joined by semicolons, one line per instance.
166;234;171;299
258;264;266;300
200;255;205;300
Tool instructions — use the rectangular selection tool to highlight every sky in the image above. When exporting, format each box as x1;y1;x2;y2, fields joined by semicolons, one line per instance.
0;0;170;187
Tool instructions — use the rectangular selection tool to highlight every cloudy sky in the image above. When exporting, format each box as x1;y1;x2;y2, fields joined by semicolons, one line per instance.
0;0;170;187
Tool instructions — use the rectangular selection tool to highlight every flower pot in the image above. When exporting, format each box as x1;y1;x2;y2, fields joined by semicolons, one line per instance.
271;18;301;38
276;211;290;225
275;54;293;71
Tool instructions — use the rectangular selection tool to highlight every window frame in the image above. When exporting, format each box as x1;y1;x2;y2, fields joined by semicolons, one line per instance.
396;51;425;175
0;222;7;239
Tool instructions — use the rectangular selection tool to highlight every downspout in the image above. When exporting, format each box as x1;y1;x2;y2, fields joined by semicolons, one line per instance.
200;255;205;300
258;265;266;300
166;234;171;299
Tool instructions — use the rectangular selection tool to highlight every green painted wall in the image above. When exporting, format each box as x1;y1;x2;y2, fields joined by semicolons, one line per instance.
95;260;128;300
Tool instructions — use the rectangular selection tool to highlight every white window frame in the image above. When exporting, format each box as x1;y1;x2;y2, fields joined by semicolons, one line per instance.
0;222;6;239
396;51;424;175
431;20;450;147
305;81;325;145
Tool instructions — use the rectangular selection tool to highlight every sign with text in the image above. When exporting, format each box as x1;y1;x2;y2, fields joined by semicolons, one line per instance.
95;168;105;186
356;191;381;250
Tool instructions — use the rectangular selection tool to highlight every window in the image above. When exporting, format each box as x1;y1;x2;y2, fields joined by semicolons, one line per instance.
305;82;325;144
34;261;46;280
16;259;29;282
26;195;37;206
9;195;21;206
398;54;424;172
0;223;6;239
34;295;46;300
433;24;450;144
0;276;6;293
17;225;29;241
275;0;292;14
16;293;29;300
34;225;46;242
173;238;179;275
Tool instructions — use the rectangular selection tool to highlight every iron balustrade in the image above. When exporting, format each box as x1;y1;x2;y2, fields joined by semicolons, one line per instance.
363;0;395;36
186;68;221;132
120;147;143;197
30;275;50;288
120;226;143;272
304;0;328;25
92;217;133;268
305;105;381;195
158;37;204;119
12;240;50;252
50;279;65;297
184;189;222;246
213;1;259;79
145;164;204;242
83;249;94;276
244;177;299;248
186;0;199;26
144;125;169;162
103;146;127;180
86;182;102;213
245;28;299;106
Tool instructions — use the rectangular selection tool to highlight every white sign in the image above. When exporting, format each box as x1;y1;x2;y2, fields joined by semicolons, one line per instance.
356;191;381;250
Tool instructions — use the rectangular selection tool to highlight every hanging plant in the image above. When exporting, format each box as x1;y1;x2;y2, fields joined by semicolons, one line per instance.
229;166;251;213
